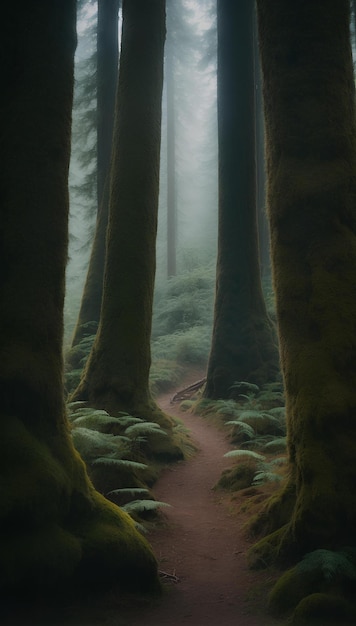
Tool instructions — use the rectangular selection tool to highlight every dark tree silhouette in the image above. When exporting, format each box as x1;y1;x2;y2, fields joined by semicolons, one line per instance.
0;0;158;597
70;0;119;348
250;3;356;617
203;0;279;400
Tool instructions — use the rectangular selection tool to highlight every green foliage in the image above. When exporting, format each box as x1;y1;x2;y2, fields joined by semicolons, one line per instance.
225;420;255;440
224;449;265;461
67;404;172;525
268;548;356;621
121;499;171;515
197;380;288;491
152;326;211;366
297;548;356;584
215;463;256;492
124;422;168;438
92;457;148;471
229;381;260;396
152;265;215;338
65;331;96;391
253;456;287;485
262;437;287;453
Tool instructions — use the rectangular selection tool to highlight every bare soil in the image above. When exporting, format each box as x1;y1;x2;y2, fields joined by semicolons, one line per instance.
118;374;281;626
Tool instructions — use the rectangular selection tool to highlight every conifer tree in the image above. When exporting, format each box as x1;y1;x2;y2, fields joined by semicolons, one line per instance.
203;0;279;400
71;0;183;457
0;0;159;598
251;0;356;579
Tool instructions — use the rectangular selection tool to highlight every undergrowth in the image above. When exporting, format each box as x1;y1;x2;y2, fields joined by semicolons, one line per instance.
68;403;174;529
186;379;287;492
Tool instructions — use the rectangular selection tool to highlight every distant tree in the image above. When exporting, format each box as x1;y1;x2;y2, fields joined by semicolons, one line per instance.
70;0;119;348
0;0;158;597
166;0;177;278
253;10;270;278
251;0;356;589
203;0;279;400
71;0;182;454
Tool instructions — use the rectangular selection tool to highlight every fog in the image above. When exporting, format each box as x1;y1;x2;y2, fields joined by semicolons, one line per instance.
65;0;218;340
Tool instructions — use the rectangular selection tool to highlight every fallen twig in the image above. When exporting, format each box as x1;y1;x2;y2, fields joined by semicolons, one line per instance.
158;569;180;583
171;377;206;404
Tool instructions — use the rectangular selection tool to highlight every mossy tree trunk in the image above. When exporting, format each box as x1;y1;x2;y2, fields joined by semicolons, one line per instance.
70;0;119;349
203;0;279;400
71;1;178;439
251;0;356;564
0;0;158;598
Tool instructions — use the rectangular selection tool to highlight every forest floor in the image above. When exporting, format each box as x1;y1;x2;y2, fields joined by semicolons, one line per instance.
7;370;283;626
116;371;282;626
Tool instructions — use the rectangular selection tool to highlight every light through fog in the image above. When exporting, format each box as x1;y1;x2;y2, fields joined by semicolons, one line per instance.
66;0;218;338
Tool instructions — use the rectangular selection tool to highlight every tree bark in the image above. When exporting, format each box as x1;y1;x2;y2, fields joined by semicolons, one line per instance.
70;0;119;349
0;0;158;597
71;0;182;451
203;0;279;400
166;8;177;278
251;0;356;564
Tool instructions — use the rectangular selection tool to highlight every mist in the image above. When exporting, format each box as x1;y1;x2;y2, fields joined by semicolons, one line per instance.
65;0;218;343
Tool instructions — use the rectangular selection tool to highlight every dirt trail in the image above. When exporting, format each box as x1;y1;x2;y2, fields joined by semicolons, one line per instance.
121;383;279;626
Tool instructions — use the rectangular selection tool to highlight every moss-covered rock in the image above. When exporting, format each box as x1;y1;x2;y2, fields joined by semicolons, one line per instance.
215;463;256;491
291;593;356;625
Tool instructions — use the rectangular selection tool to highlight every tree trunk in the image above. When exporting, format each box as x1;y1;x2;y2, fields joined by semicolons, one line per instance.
166;10;177;278
71;0;182;451
251;0;356;565
0;0;158;597
70;0;119;349
254;10;270;278
203;0;279;400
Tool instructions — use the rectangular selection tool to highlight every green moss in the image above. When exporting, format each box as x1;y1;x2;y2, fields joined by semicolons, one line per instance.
268;564;321;616
0;418;160;596
291;593;356;625
0;524;82;589
247;526;288;569
0;416;74;526
76;491;160;593
215;463;255;491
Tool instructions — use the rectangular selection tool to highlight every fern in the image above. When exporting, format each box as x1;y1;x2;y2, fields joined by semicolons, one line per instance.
225;420;255;439
224;449;265;461
107;488;150;497
70;413;126;432
121;499;171;514
297;548;356;583
92;457;148;471
263;437;287;452
253;471;283;485
238;410;280;425
71;427;128;461
229;381;260;395
215;399;240;418
125;422;168;437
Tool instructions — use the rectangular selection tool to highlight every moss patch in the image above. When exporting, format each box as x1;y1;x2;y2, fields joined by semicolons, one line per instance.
214;463;255;491
0;417;160;597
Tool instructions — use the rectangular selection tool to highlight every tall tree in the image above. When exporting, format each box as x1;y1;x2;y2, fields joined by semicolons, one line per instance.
253;10;270;278
0;0;158;597
71;0;182;449
250;0;356;613
70;0;119;348
166;0;177;278
203;0;279;400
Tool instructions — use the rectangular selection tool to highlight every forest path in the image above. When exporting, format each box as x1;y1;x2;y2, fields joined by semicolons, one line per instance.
7;373;280;626
119;373;280;626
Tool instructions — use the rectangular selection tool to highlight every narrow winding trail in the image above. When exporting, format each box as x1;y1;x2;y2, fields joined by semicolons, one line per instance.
121;384;280;626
